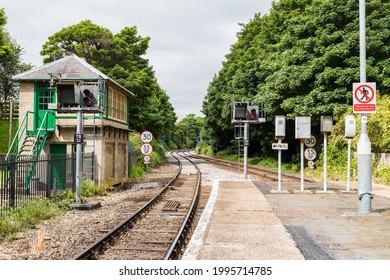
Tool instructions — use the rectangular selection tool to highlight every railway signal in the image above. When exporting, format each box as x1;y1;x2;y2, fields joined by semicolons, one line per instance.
231;101;266;179
247;105;259;121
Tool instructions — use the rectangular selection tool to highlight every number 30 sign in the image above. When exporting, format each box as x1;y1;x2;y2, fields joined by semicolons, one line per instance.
141;131;153;143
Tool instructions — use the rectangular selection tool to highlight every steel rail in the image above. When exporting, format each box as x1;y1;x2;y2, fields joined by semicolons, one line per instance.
186;151;308;182
164;152;201;260
73;151;182;260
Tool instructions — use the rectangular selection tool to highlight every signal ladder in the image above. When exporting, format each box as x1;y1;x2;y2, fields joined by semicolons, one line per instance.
235;124;245;171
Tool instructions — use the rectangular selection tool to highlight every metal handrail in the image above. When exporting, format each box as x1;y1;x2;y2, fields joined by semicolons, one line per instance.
5;111;35;160
29;111;54;157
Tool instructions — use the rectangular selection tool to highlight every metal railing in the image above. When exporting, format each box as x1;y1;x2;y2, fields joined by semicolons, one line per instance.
0;153;94;216
5;111;33;160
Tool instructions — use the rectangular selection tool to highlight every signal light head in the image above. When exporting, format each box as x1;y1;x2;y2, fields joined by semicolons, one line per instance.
82;89;93;107
250;109;257;120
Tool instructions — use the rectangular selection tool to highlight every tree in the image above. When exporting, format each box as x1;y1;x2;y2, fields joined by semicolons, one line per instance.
41;21;177;142
0;9;32;119
175;114;204;148
0;8;10;60
0;36;32;101
202;0;390;157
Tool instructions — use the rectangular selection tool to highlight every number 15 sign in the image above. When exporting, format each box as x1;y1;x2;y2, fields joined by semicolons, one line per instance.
353;82;376;114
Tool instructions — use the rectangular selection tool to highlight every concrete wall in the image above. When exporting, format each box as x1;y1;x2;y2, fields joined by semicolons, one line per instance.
18;82;35;130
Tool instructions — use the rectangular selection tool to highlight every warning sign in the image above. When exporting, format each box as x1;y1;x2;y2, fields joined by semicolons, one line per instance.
353;82;376;113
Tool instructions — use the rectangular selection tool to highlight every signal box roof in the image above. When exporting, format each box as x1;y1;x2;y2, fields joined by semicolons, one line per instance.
12;54;135;98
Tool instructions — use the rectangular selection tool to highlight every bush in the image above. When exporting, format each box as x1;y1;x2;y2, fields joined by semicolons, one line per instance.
129;165;146;178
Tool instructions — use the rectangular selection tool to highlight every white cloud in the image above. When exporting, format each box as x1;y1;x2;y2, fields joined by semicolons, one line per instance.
2;0;273;120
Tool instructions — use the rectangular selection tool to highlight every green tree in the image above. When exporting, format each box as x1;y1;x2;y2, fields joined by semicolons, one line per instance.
40;20;177;141
0;36;32;101
202;0;390;157
0;8;10;60
175;114;204;148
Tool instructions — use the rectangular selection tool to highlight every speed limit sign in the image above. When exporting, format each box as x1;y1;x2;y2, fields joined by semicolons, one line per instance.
141;143;153;155
304;148;317;161
140;130;153;143
304;135;316;148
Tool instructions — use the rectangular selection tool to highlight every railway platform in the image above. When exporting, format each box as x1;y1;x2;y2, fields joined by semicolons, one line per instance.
183;179;390;260
182;180;304;260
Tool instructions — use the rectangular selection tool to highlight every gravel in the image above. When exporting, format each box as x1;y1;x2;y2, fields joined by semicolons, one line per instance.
0;153;244;260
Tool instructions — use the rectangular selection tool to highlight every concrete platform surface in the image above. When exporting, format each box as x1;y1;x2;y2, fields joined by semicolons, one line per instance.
182;180;304;260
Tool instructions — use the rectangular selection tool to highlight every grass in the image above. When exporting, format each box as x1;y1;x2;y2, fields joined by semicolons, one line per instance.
0;199;65;241
0;120;18;154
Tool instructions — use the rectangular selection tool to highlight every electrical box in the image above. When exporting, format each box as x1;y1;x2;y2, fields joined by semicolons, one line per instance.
275;115;286;138
345;115;356;138
321;116;333;133
295;116;311;139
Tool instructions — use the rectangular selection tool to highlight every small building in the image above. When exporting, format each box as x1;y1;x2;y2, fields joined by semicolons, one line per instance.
10;54;135;189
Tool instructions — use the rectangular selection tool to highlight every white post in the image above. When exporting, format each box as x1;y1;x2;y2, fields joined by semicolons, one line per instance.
347;138;352;192
243;122;249;180
300;139;304;191
358;0;372;213
75;111;83;203
278;138;282;192
323;132;328;192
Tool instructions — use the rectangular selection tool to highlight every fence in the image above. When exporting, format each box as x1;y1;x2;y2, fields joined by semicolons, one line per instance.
0;100;19;121
0;153;94;216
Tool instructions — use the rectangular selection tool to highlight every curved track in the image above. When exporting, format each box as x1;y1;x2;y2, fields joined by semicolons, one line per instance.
73;151;201;260
185;151;306;182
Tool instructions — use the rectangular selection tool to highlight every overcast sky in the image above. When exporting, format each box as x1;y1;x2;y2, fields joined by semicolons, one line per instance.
1;0;273;120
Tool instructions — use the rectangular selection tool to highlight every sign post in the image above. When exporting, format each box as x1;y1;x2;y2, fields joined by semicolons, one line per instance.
356;0;374;213
274;116;286;191
75;111;83;203
295;117;311;192
141;131;153;165
321;116;333;192
345;115;356;192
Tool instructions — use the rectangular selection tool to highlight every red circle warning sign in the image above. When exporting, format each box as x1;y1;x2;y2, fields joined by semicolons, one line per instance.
353;82;376;113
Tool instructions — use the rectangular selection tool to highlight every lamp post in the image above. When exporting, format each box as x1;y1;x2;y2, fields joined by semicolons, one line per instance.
357;0;372;213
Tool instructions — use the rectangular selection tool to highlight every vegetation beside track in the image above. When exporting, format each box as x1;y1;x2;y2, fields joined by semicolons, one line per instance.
0;199;65;241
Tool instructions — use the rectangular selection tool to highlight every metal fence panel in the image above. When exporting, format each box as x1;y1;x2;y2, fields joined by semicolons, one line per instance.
0;152;95;216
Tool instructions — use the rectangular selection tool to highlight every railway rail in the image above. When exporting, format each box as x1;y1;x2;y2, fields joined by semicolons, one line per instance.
185;151;308;182
73;151;201;260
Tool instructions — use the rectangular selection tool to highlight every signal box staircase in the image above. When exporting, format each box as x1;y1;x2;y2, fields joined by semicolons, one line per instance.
5;111;53;191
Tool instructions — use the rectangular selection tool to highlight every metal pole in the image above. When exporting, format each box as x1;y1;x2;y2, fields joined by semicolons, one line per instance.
358;0;372;213
75;111;83;203
8;100;13;149
300;139;304;191
347;138;352;192
243;122;248;180
323;132;328;192
278;139;282;191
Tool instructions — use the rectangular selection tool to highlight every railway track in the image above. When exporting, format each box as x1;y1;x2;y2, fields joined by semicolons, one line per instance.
185;151;307;182
73;151;201;260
